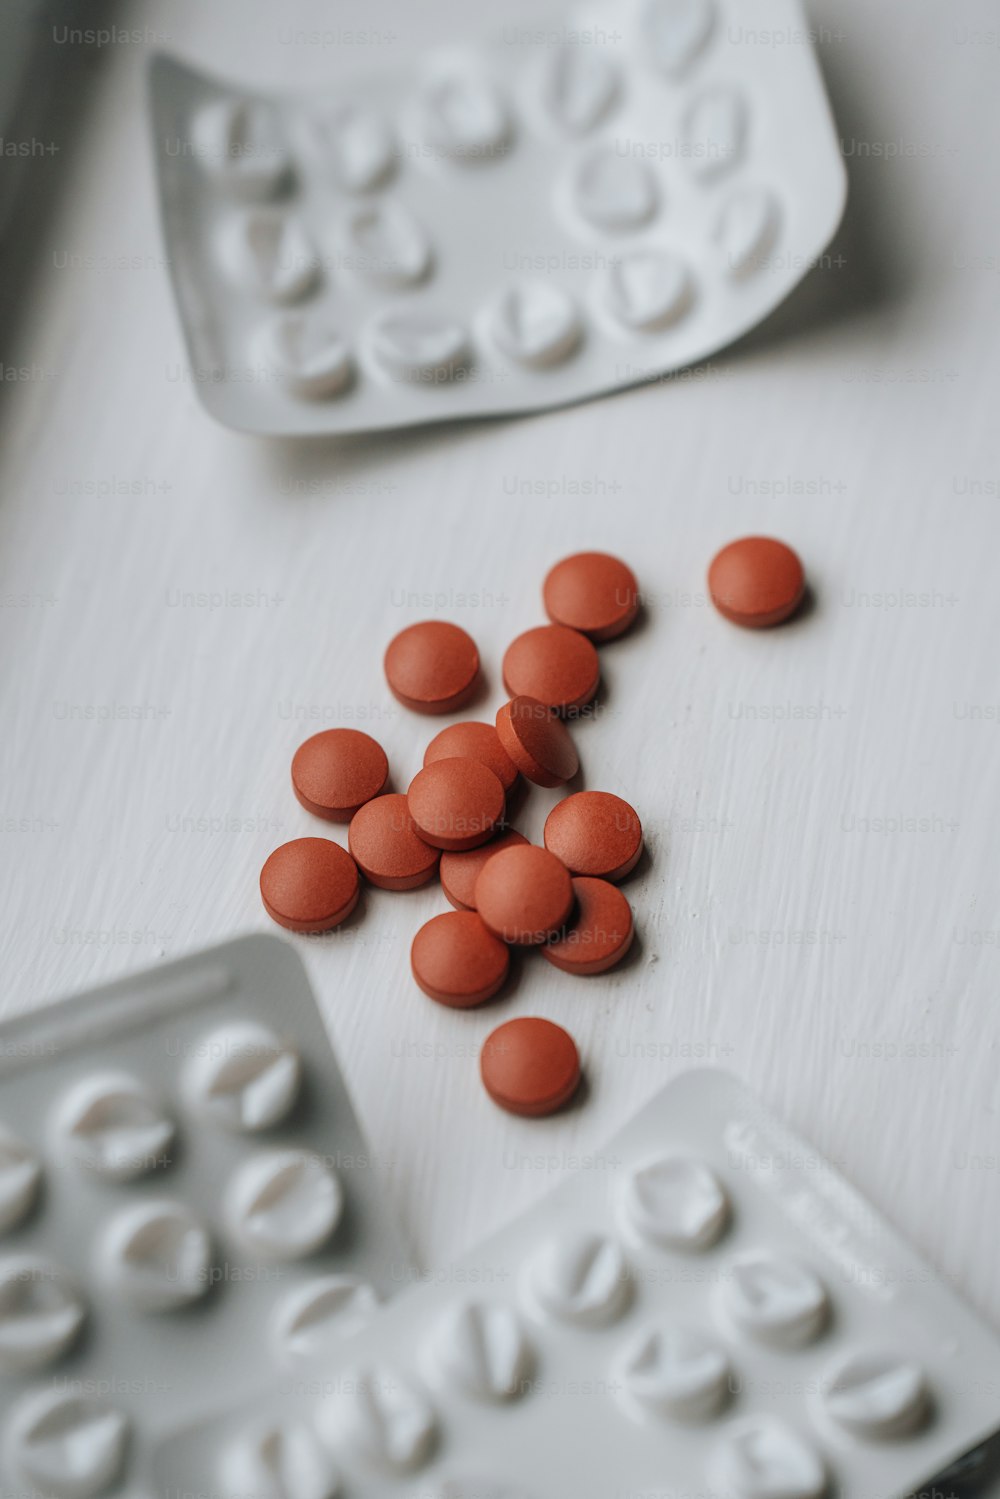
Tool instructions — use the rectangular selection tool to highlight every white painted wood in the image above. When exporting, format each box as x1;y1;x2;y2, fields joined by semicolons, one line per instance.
2;0;1000;1355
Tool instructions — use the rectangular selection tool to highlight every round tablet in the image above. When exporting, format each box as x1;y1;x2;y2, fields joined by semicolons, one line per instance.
411;912;510;1009
407;759;505;852
0;1257;87;1374
543;552;639;641
543;791;643;881
819;1350;930;1438
226;1149;343;1261
542;878;633;975
495;697;579;788
384;621;480;714
318;1365;437;1474
260;838;360;933
272;1276;379;1366
101;1201;213;1313
440;829;530;911
722;1252;829;1348
348;794;440;890
182;1022;301;1133
424;721;518;792
221;1421;339;1499
480;1018;581;1117
0;1127;42;1237
502;625;600;713
53;1073;175;1182
430;1299;533;1401
707;536;806;628
529;1231;630;1326
475;845;574;945
291;729;389;822
712;1417;827;1499
4;1388;130;1499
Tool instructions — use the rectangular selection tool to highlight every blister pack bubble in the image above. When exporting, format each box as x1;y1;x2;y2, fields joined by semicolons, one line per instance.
149;0;847;435
0;935;411;1499
155;1069;1000;1499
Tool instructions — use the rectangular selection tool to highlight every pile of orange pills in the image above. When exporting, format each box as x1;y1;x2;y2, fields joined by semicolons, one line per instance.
260;538;806;1115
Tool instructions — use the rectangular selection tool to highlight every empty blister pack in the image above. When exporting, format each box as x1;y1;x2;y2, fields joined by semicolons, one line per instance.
149;0;847;435
0;935;411;1499
156;1069;1000;1499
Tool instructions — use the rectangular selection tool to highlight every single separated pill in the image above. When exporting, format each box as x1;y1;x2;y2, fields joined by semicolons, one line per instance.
291;729;388;822
384;621;480;714
502;624;600;713
475;844;573;944
440;828;530;911
348;794;440;890
544;790;643;882
495;696;579;787
542;877;633;974
424;721;518;791
407;759;505;851
708;536;805;628
480;1018;581;1117
542;552;639;640
411;912;510;1008
259;838;360;933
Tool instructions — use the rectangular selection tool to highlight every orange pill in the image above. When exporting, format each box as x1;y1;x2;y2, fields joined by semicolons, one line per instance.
440;828;530;912
348;793;440;891
411;911;510;1008
542;877;634;975
543;791;643;882
291;729;389;822
407;758;505;852
424;720;518;792
384;621;480;714
543;552;639;641
480;1017;581;1117
475;843;573;945
495;697;579;788
259;837;360;933
708;536;806;628
502;624;600;713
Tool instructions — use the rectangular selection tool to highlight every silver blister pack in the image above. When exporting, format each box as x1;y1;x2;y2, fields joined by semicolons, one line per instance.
156;1070;1000;1499
149;0;846;434
0;935;411;1499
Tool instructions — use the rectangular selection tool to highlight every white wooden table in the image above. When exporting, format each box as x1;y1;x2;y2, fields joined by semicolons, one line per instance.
2;0;999;1344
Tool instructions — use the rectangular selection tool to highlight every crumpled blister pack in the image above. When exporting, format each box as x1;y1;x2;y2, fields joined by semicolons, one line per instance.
149;0;847;434
0;935;410;1499
154;1069;1000;1499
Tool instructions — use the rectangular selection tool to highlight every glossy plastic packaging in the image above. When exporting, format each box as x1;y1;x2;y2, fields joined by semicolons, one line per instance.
156;1070;1000;1499
148;0;846;435
0;936;410;1499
